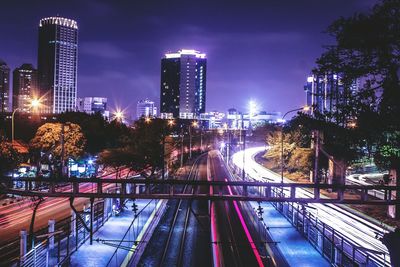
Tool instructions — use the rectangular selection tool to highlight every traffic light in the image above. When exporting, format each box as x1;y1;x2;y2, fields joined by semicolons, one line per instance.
132;201;139;217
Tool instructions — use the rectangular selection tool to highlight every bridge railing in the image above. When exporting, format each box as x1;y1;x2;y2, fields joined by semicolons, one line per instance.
1;177;399;204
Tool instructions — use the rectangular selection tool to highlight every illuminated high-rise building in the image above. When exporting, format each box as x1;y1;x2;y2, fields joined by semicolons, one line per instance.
160;49;206;119
0;59;10;113
12;64;38;113
137;99;157;119
304;73;359;120
38;16;78;113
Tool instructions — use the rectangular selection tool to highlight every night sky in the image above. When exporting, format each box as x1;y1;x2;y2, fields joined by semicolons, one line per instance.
0;0;378;118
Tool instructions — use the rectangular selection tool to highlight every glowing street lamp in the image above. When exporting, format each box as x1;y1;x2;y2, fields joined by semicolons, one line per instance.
114;110;124;122
145;117;152;123
168;119;175;127
248;100;259;117
348;121;357;128
12;98;41;142
248;100;260;129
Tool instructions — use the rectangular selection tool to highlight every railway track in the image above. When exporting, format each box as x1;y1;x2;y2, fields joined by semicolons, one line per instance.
159;155;202;266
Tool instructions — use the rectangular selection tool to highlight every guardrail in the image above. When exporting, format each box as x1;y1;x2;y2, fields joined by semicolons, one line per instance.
1;177;399;204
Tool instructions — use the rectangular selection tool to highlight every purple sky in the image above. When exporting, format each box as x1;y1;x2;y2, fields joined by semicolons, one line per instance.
0;0;378;118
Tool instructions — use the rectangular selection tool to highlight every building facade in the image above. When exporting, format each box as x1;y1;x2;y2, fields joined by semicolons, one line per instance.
12;64;38;113
136;99;157;119
160;49;206;119
78;97;109;119
38;17;78;114
304;74;359;120
0;59;10;113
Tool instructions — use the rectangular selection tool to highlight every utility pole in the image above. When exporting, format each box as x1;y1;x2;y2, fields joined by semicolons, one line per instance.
200;129;203;152
180;128;184;168
189;125;192;159
313;130;320;184
162;132;165;180
242;129;246;181
60;123;65;177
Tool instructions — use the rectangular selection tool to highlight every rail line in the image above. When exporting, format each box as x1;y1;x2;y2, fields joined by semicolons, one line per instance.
159;155;203;267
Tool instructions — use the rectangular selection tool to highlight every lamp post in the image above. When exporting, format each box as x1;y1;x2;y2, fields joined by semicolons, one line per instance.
280;106;310;184
12;98;40;142
162;119;174;180
189;121;198;159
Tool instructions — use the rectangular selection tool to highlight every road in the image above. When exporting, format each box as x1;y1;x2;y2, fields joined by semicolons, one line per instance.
232;147;391;266
0;168;130;244
209;150;265;267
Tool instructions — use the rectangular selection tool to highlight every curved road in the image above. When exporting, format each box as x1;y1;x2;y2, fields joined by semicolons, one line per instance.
232;147;391;266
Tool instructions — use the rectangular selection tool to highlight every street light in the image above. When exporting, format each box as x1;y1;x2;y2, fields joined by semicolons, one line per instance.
248;100;259;129
145;117;152;123
12;98;41;142
113;110;124;122
280;105;310;183
189;120;198;159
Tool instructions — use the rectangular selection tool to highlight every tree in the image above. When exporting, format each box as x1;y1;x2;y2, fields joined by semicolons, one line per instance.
315;0;400;217
315;0;400;171
30;122;86;159
0;141;22;175
58;112;130;154
264;127;315;176
97;118;177;179
97;148;133;178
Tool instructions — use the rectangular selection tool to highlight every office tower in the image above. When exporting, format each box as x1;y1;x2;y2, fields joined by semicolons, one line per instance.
77;97;109;120
0;59;10;113
304;74;359;120
160;49;206;119
136;99;157;119
38;16;78;114
12;64;38;112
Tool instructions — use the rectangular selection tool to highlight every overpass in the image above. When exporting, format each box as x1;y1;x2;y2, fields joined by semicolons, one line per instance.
1;177;399;205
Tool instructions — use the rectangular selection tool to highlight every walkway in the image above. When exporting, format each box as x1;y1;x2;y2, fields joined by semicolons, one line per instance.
250;201;330;267
69;199;160;267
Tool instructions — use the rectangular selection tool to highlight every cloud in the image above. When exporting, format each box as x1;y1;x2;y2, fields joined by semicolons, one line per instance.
80;41;131;59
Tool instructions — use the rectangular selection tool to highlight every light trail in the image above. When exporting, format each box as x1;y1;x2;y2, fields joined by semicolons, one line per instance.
232;147;391;266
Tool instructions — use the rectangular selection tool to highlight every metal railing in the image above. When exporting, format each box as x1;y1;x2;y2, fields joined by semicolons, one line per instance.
20;240;48;267
270;193;390;267
1;177;399;204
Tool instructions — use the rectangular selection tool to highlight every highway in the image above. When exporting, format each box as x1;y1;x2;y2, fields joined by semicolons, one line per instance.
209;150;266;267
232;147;391;266
0;168;130;244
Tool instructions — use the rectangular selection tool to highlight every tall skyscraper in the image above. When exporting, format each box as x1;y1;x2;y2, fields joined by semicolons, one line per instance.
304;73;359;120
38;16;78;114
137;99;157;119
160;49;206;119
13;63;38;113
0;59;10;113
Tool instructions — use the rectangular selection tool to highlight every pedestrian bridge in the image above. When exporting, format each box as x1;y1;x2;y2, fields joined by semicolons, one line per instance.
0;177;399;205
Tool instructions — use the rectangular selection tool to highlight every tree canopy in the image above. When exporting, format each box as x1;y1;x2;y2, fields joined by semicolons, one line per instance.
313;0;400;171
97;118;177;178
30;122;86;160
0;141;22;175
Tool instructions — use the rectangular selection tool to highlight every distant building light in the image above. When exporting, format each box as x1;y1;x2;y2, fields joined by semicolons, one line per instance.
165;49;206;59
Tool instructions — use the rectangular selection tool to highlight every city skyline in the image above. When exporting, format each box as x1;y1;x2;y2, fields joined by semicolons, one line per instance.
0;0;378;118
